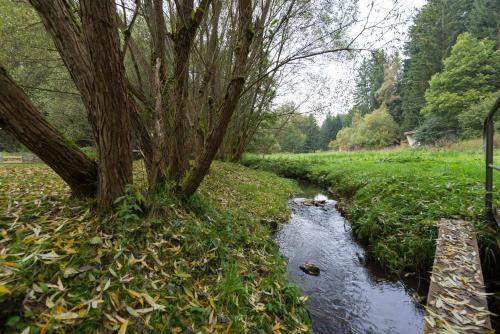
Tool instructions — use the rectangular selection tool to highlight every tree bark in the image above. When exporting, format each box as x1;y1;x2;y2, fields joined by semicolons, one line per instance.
80;0;133;204
0;66;97;197
183;0;253;196
168;0;212;184
29;0;96;126
30;0;134;204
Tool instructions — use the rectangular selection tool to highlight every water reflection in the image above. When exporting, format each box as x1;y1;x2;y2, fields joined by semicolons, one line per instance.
277;194;425;334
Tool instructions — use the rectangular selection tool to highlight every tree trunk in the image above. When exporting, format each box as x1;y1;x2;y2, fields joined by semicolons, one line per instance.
149;58;169;187
183;0;253;196
81;0;133;204
166;0;212;186
30;0;134;204
169;30;192;183
29;0;96;127
0;66;97;197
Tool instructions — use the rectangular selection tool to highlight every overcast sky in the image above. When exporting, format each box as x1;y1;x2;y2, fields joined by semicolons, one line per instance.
275;0;427;123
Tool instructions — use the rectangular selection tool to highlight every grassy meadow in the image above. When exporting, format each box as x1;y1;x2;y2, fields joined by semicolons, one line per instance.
0;162;310;333
242;147;500;275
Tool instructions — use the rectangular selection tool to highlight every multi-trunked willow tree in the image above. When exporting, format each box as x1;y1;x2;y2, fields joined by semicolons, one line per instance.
0;0;253;204
0;0;401;205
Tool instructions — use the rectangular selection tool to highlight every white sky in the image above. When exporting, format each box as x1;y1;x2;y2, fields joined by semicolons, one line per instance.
275;0;427;123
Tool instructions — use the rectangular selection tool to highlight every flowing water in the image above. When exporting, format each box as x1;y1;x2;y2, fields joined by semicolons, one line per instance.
277;188;426;333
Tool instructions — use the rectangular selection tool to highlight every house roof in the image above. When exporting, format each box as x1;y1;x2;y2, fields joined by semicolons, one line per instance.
404;130;417;135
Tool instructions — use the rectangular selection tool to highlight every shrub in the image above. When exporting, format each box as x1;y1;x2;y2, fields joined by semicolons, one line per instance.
330;107;400;150
458;92;500;138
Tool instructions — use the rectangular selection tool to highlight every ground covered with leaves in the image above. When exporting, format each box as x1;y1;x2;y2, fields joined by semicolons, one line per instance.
242;149;500;275
0;162;310;333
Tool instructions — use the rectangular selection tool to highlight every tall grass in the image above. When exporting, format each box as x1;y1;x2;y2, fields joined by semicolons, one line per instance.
242;148;500;275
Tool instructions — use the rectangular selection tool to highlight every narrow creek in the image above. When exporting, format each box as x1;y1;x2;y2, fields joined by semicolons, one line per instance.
277;184;426;333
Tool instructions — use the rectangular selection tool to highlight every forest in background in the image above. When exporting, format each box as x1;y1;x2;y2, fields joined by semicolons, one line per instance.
246;0;500;153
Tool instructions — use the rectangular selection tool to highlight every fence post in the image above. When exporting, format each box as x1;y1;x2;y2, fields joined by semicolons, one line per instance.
484;96;500;220
485;119;494;216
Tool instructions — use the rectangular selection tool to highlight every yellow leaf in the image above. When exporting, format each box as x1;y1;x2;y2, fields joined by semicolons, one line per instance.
118;319;129;334
2;261;20;268
127;289;144;306
174;327;183;333
273;322;282;332
209;296;216;309
142;292;157;307
109;292;121;310
40;321;51;334
0;284;11;296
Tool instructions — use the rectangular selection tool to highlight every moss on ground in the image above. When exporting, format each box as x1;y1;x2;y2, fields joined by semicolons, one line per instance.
0;162;309;333
242;149;500;275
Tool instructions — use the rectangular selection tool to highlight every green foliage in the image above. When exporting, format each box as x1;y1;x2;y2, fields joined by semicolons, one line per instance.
272;108;322;154
319;113;343;150
458;93;500;138
242;149;500;275
400;0;473;131
302;115;321;152
331;107;400;150
245;113;281;155
419;33;500;142
276;106;308;153
352;51;387;115
0;0;92;146
80;146;97;160
278;126;306;153
114;185;146;225
376;55;403;125
467;0;500;47
414;115;455;145
0;130;22;152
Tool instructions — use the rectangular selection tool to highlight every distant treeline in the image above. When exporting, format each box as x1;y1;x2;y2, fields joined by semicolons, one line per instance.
333;0;500;150
246;0;500;154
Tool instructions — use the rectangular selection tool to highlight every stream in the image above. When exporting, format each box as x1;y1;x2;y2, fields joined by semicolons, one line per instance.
277;185;426;333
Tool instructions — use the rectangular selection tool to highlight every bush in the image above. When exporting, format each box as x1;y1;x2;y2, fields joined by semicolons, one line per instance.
420;33;500;143
415;115;457;145
458;92;500;138
330;107;400;150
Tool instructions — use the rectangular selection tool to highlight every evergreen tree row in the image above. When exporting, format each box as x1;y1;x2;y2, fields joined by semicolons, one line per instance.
337;0;500;148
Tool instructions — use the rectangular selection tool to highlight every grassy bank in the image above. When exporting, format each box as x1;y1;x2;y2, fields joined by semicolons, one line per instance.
242;149;500;275
0;162;310;333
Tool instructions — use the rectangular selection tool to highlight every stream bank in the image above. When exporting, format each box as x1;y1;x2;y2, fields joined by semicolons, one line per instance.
278;183;427;333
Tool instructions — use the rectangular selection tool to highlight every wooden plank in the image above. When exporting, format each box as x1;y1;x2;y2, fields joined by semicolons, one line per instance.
423;219;492;333
2;155;23;163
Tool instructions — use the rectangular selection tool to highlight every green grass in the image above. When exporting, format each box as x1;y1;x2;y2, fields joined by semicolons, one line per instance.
242;148;500;275
0;162;310;333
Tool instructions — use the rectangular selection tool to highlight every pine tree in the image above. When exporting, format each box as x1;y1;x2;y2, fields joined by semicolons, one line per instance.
353;50;387;115
400;0;474;131
468;0;500;47
302;115;321;152
319;113;343;150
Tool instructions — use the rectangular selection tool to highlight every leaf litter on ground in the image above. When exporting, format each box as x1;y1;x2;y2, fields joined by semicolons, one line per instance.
1;162;311;333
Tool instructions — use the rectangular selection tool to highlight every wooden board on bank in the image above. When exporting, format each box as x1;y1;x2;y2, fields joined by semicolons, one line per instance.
423;219;492;333
1;155;23;163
